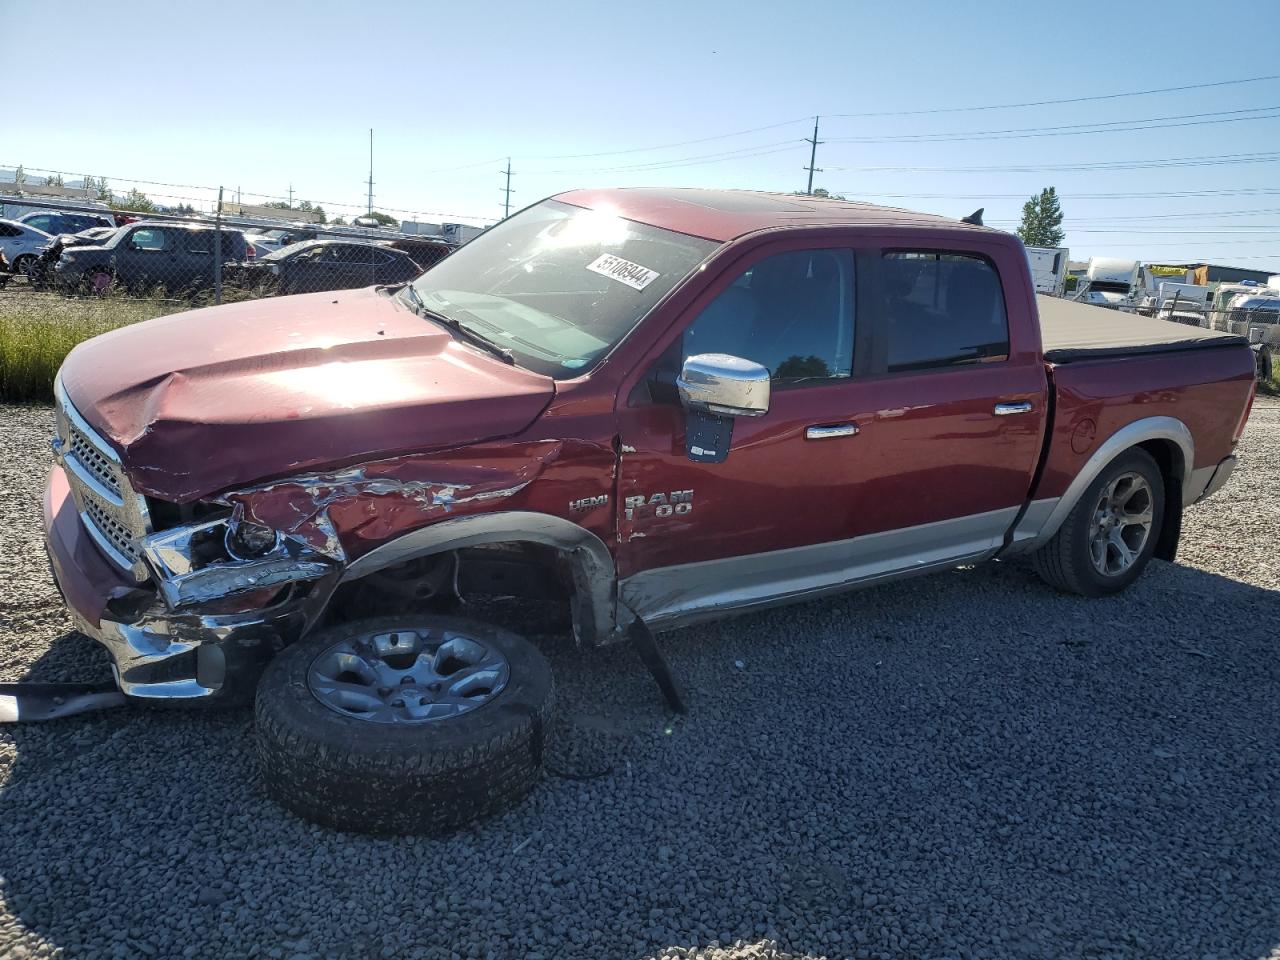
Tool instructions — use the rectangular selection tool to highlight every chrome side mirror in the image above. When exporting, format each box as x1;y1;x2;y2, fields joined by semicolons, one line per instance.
677;353;770;418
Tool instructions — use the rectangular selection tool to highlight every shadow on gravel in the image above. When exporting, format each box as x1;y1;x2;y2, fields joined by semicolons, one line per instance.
0;559;1278;960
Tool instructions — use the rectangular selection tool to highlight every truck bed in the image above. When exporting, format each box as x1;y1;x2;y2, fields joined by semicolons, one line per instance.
1037;294;1247;363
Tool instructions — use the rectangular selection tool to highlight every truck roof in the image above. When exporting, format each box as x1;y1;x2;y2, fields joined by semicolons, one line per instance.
553;187;992;242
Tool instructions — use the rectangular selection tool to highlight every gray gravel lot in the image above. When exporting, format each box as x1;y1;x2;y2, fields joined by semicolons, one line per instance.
1;399;1278;960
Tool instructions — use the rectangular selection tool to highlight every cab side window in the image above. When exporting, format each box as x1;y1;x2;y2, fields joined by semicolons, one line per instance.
128;228;168;252
881;252;1009;372
682;249;855;385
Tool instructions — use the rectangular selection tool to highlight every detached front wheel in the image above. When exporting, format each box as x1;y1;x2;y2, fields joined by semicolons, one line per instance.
255;615;554;835
1031;448;1164;597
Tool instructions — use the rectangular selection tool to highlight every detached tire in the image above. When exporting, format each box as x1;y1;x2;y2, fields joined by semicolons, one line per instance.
255;615;554;835
1031;448;1165;597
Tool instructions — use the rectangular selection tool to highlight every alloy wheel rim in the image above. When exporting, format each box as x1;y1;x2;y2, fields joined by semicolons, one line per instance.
1089;472;1154;576
307;626;509;724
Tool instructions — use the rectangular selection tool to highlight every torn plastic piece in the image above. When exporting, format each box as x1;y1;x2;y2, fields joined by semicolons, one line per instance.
0;682;127;722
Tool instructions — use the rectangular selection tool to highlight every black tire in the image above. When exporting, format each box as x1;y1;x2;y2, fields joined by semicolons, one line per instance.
255;615;554;835
12;254;35;278
1031;448;1164;597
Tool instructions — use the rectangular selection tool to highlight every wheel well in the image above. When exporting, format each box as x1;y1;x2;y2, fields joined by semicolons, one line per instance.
1137;438;1183;562
325;541;581;639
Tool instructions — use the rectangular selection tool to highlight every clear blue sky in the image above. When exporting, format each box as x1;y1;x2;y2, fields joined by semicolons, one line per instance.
7;0;1280;272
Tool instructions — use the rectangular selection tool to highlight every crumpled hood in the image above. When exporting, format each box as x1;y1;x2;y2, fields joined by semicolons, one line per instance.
59;287;556;502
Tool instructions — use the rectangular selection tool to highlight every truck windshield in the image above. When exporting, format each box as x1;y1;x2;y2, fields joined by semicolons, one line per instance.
406;199;718;378
1088;280;1131;294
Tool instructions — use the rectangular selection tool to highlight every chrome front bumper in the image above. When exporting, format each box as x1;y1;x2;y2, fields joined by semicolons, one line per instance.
68;598;311;701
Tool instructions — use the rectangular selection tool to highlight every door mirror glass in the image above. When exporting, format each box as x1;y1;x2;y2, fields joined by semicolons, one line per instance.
677;353;770;418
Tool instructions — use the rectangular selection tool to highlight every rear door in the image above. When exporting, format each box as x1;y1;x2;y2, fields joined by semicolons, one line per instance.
614;235;1047;625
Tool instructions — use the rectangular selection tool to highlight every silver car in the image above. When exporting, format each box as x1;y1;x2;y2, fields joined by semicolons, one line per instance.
0;218;53;276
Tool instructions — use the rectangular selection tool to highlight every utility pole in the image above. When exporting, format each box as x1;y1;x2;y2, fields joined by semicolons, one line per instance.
287;183;294;209
500;158;514;219
803;116;823;195
366;128;374;215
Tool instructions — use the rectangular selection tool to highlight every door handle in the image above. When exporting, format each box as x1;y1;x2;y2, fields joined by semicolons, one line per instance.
994;401;1034;416
805;423;859;440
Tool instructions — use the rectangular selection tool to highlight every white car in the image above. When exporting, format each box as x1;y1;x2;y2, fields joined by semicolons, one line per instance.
0;218;54;275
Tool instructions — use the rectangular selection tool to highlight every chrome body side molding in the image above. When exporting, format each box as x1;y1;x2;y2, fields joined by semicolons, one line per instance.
619;507;1020;632
339;511;617;645
1002;415;1195;556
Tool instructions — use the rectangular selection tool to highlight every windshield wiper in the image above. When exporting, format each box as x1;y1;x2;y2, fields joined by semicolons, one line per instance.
399;285;515;365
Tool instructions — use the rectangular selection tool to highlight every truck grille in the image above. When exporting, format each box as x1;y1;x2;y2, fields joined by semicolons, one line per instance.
54;385;152;581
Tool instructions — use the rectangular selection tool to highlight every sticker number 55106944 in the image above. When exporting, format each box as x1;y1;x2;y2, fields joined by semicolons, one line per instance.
586;254;660;291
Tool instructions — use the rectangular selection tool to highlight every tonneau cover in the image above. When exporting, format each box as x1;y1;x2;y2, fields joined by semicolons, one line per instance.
1037;294;1248;363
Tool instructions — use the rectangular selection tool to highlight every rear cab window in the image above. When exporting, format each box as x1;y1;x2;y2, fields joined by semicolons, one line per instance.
880;251;1009;373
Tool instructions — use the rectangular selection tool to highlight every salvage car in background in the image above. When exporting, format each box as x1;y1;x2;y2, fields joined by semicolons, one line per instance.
0;218;53;277
26;226;118;289
42;188;1256;836
54;221;249;294
230;238;422;294
19;210;116;237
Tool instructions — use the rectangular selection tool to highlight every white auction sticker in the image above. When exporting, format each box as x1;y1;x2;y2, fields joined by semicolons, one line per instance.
586;253;660;291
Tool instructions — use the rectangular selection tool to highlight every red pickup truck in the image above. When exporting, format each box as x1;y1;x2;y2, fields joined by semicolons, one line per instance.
42;188;1255;833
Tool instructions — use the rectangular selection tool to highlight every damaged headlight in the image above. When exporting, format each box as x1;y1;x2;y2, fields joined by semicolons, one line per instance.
141;516;337;610
225;517;280;560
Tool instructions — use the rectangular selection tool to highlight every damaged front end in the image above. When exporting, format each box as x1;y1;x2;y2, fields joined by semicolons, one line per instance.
46;389;344;701
81;513;342;701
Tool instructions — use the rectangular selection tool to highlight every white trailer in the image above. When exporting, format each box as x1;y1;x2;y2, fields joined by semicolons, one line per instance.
1024;246;1070;296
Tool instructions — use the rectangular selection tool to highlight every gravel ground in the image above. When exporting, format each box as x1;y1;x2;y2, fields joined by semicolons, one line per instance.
1;400;1278;960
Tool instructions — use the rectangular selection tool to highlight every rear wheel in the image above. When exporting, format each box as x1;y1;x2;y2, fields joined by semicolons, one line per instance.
1031;449;1164;597
255;615;554;835
11;254;35;279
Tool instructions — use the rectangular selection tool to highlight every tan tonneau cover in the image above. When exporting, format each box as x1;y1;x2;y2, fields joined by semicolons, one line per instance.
1037;294;1247;363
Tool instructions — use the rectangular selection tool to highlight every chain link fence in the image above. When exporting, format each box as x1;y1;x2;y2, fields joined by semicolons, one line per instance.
1;196;456;305
0;196;462;400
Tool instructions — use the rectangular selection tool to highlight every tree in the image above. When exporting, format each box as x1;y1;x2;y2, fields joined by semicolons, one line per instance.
330;216;348;226
111;188;157;213
86;177;114;202
46;172;64;188
1016;187;1065;247
13;165;25;186
362;211;397;227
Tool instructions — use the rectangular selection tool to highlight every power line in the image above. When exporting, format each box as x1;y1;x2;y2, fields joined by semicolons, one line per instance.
826;150;1280;174
523;140;800;175
823;105;1280;144
825;72;1280;118
415;73;1280;172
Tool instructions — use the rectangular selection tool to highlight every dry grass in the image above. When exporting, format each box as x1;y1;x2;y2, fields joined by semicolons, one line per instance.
0;288;181;402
